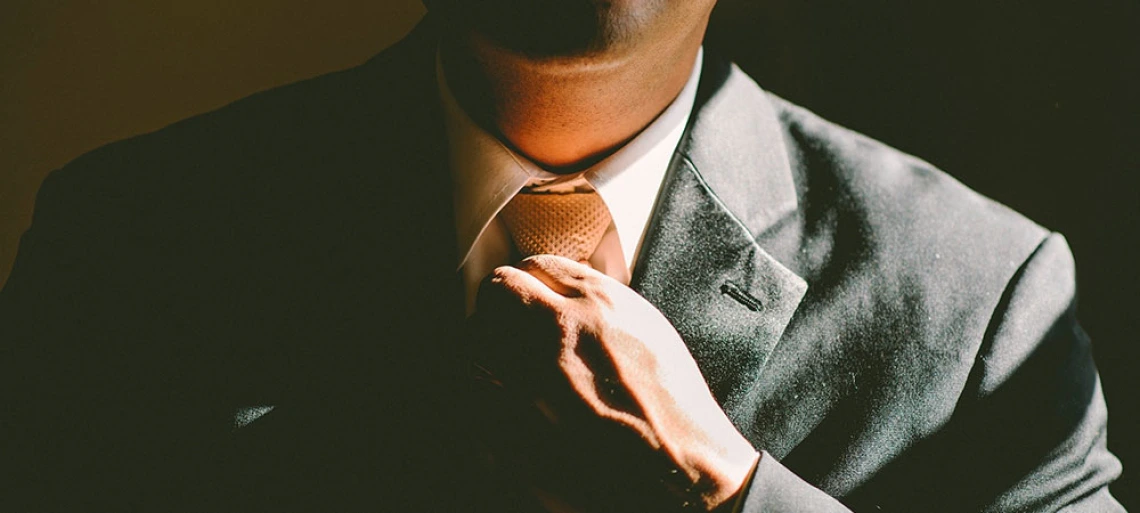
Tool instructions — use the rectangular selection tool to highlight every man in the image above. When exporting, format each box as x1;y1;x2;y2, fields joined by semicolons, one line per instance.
0;0;1123;511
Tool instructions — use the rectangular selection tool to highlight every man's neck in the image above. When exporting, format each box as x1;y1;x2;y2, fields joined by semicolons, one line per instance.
438;24;706;173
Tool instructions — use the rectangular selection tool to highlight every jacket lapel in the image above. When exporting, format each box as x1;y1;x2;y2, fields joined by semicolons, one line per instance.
632;54;807;422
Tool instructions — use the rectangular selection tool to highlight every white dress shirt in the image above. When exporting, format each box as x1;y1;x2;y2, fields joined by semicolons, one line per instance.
438;49;704;314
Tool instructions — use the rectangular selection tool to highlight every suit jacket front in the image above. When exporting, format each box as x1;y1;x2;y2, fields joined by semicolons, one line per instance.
0;18;1123;512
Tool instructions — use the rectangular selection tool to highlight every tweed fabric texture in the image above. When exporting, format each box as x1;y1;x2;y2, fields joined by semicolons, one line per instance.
499;191;610;261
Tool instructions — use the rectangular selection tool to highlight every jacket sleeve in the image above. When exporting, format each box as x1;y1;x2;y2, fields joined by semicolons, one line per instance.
1;169;97;509
736;451;852;512
960;235;1123;511
0;166;228;511
0;168;134;509
737;234;1123;512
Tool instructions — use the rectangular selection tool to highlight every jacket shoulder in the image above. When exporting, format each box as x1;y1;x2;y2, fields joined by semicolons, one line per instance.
28;23;438;241
769;93;1051;282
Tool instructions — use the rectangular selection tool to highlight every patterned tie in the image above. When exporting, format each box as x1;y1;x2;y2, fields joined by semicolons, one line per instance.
499;190;611;262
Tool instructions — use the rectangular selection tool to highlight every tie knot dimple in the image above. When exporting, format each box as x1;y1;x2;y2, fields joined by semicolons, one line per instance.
499;190;611;262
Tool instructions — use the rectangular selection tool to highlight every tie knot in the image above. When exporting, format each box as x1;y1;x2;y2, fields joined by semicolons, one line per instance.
499;190;611;262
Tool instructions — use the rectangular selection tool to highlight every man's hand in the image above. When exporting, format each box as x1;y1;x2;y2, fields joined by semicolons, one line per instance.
468;255;759;512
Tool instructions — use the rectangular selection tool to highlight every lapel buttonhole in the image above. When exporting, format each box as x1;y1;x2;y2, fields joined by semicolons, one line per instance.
720;281;764;312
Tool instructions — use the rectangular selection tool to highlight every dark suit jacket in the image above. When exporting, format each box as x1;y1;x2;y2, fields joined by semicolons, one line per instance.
0;18;1123;512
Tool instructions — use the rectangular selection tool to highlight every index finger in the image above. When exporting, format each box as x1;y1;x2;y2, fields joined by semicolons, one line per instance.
481;264;567;310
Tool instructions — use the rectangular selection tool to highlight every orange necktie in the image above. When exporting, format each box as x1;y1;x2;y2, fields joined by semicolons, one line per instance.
499;190;611;262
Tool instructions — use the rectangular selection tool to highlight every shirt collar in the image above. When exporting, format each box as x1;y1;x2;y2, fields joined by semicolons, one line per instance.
439;48;703;270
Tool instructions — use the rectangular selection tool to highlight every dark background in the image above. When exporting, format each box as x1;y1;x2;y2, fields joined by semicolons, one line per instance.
2;0;1136;508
